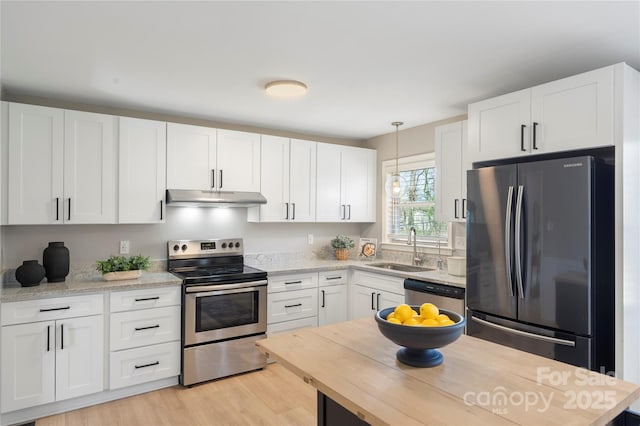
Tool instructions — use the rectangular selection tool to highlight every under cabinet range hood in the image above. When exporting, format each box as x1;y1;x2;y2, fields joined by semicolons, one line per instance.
165;189;267;207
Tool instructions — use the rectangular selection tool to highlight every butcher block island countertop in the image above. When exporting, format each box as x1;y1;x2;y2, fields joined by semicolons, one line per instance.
256;318;640;426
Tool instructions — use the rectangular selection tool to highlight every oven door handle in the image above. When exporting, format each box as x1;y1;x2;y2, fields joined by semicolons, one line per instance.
185;280;268;293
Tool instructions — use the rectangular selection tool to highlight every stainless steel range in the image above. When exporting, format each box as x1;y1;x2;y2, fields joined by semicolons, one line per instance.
168;239;267;386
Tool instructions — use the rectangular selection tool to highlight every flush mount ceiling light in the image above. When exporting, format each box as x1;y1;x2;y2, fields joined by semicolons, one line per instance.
265;80;308;97
385;121;407;198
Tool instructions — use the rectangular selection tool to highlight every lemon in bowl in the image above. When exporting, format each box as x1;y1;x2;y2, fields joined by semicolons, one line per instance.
375;303;465;367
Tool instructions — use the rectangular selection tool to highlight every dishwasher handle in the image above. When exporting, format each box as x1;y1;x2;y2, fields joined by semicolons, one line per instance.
403;279;465;300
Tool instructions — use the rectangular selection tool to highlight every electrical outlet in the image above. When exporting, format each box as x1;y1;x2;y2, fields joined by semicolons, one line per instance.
307;234;314;245
119;240;130;254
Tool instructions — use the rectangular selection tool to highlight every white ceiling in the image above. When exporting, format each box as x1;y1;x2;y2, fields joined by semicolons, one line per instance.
2;1;639;140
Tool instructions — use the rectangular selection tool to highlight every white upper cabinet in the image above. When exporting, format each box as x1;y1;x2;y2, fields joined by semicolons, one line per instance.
468;89;530;163
119;117;167;223
316;143;376;222
435;120;468;222
216;129;261;192
166;122;217;191
166;125;260;192
7;103;116;225
251;136;316;222
530;66;614;153
468;65;615;163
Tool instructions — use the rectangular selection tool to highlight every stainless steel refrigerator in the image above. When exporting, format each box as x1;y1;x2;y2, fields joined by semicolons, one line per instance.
466;155;614;373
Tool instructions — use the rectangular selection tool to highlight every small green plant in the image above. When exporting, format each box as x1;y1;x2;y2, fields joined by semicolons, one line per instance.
330;235;355;250
96;255;151;274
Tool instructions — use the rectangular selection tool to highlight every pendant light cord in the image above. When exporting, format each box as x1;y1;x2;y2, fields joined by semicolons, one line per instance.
392;121;403;174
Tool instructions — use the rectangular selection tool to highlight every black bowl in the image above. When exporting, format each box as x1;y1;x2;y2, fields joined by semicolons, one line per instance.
375;306;466;367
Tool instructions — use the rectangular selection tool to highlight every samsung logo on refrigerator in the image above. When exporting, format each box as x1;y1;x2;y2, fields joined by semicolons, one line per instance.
563;162;583;168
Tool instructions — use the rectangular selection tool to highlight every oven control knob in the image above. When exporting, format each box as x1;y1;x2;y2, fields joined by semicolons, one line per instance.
173;244;180;252
235;242;241;248
181;244;188;251
221;243;227;249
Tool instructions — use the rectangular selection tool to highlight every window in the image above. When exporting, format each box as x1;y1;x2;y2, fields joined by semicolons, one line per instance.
383;154;449;246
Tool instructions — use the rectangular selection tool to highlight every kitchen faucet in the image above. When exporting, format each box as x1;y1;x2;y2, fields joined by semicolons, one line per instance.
407;227;422;266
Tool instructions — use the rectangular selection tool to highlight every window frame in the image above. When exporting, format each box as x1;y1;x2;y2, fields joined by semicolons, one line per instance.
381;153;452;250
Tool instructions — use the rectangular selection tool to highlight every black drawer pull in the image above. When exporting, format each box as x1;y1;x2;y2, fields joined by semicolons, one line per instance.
325;276;342;281
60;323;64;350
520;124;526;151
47;325;51;352
135;324;160;331
284;303;302;308
40;306;70;312
135;361;160;369
134;297;160;302
321;290;325;308
532;122;539;150
284;281;302;285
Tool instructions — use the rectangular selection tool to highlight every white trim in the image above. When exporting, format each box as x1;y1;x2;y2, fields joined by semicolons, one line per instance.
382;152;435;173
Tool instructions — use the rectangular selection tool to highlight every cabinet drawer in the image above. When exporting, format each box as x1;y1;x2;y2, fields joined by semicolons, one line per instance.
110;286;181;312
351;270;404;295
267;288;318;324
109;341;180;390
110;306;180;351
1;294;103;326
268;272;318;293
318;269;348;287
267;316;317;335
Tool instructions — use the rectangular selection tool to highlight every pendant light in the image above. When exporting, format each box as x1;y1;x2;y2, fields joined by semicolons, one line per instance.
385;121;406;198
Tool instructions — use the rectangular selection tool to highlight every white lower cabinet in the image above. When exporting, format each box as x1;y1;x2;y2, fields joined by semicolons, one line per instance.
267;272;318;334
109;287;181;390
349;271;405;320
1;294;104;413
318;270;348;326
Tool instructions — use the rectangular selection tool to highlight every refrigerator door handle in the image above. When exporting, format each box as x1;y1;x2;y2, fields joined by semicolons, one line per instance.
504;186;515;297
471;316;576;347
514;185;525;299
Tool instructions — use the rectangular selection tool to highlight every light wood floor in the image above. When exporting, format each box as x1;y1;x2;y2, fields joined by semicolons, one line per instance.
36;364;316;426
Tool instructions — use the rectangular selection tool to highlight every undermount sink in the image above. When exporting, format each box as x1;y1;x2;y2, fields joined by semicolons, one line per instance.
368;262;435;273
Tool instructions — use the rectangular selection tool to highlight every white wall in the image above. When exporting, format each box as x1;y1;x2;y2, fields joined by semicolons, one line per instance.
1;208;362;268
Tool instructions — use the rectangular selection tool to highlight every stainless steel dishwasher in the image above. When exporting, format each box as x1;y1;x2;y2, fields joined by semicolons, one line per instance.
404;278;465;314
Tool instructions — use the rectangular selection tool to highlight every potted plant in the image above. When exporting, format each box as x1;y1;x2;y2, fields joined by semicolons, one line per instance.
330;235;355;260
96;254;151;281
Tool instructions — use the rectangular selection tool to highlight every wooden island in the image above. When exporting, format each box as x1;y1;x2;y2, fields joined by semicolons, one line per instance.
256;317;640;426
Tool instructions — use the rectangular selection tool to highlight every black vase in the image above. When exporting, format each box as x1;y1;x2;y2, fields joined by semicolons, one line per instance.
43;242;70;283
15;260;46;287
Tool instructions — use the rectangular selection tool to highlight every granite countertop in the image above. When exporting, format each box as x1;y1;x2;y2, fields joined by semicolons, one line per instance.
245;259;466;289
0;272;182;302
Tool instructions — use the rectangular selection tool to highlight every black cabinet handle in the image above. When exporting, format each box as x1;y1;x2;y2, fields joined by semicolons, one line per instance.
40;306;70;312
134;324;160;331
321;290;325;308
284;303;302;308
462;199;467;219
160;200;163;220
371;292;375;310
60;324;64;350
341;205;346;220
56;198;60;221
68;198;71;221
219;170;223;189
135;361;159;369
292;203;296;220
532;122;539;150
454;199;459;219
520;124;526;151
47;325;51;352
376;293;381;311
211;169;215;188
135;296;160;302
285;202;289;220
347;205;351;220
325;276;342;281
284;280;302;285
